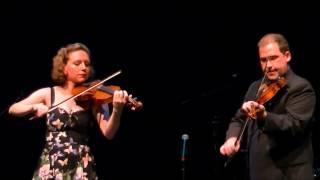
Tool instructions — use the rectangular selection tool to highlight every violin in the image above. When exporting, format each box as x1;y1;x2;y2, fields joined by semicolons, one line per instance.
245;77;286;120
45;70;143;114
72;83;143;111
256;77;286;105
239;76;286;135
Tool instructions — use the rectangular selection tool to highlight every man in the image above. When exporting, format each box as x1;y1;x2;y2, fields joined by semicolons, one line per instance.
220;33;316;180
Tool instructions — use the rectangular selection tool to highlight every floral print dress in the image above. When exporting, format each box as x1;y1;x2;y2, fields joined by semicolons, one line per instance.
32;88;98;180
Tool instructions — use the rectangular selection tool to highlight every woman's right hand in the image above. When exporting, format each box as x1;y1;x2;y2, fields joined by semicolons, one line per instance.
32;103;49;118
220;137;240;157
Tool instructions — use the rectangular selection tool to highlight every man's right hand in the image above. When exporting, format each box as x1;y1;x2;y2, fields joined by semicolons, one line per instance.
219;137;240;156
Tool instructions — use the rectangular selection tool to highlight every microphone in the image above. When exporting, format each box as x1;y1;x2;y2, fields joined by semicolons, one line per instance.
181;134;189;162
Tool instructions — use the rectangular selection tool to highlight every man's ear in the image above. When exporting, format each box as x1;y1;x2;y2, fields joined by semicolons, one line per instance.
285;51;291;63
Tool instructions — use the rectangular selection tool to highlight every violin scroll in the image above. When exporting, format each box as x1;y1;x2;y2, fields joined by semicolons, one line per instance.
126;96;143;111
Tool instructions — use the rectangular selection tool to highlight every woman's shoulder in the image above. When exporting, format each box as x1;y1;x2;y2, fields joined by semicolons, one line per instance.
34;87;52;94
30;87;52;100
24;87;52;105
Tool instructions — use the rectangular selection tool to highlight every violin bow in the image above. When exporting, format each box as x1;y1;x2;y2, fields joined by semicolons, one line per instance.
224;63;269;167
28;70;122;121
48;70;122;113
235;66;268;145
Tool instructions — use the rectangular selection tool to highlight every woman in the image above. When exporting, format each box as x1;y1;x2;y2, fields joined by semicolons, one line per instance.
9;42;129;179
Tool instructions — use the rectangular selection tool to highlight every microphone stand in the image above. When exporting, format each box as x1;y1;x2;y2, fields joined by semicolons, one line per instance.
181;134;189;180
182;161;186;180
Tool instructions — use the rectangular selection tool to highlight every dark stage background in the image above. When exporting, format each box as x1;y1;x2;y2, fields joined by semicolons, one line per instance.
0;1;320;180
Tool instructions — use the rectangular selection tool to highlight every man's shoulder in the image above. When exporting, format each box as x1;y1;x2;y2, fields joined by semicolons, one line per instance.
286;71;314;92
248;79;263;88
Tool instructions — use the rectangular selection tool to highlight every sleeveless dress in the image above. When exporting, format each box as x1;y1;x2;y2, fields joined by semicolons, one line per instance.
32;88;98;180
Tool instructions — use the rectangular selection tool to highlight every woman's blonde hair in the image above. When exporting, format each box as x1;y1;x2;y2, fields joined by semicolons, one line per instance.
51;42;93;85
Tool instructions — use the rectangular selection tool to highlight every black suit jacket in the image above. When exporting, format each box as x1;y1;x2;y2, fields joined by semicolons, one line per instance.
226;68;316;180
